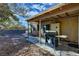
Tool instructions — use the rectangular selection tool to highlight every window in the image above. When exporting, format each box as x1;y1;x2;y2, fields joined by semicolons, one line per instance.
45;24;50;30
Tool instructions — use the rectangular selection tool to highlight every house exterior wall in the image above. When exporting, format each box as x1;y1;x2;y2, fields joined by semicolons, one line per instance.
29;22;39;36
57;16;78;42
30;22;38;31
29;16;78;43
41;16;78;42
50;23;60;35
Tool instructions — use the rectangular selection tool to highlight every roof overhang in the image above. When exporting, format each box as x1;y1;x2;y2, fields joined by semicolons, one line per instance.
27;3;79;22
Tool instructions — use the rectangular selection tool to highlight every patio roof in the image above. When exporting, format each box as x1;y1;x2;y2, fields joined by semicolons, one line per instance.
27;3;79;22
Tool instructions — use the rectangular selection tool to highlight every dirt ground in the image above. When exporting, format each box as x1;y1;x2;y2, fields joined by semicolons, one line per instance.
0;35;53;56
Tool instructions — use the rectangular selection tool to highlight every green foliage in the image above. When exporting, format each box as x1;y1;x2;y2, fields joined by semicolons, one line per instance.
0;4;22;29
0;18;9;22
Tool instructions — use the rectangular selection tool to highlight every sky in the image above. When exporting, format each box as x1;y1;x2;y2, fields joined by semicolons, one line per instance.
8;3;58;28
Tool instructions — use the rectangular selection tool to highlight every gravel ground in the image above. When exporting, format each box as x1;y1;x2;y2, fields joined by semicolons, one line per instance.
15;44;53;56
0;35;53;56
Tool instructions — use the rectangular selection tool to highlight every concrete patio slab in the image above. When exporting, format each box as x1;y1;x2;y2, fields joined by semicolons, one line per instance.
26;36;79;56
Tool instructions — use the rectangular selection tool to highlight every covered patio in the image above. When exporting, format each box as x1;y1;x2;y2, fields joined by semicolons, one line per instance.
26;3;79;56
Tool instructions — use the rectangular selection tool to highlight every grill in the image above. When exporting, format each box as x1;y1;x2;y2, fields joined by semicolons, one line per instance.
45;30;58;47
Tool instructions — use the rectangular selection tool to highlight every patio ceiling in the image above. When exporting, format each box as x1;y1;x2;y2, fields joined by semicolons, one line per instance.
27;3;79;22
40;9;79;23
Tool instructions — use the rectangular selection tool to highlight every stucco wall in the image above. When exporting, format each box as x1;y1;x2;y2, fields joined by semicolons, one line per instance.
43;16;78;42
58;16;78;42
30;22;38;30
29;16;78;43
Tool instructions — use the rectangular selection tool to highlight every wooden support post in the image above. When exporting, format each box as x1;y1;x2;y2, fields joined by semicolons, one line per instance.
28;22;29;40
39;20;41;44
78;16;79;47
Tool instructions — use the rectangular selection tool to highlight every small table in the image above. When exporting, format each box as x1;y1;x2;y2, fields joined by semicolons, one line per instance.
56;35;68;56
56;35;68;44
56;35;68;39
56;35;68;45
46;30;56;33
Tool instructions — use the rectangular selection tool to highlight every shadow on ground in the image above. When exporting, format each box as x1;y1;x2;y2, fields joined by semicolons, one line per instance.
0;33;53;56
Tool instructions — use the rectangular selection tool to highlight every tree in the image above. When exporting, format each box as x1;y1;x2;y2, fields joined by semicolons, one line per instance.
0;3;24;29
8;3;29;17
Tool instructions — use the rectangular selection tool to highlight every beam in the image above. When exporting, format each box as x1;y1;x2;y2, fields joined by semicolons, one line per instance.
65;13;70;16
40;7;79;20
57;15;62;18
